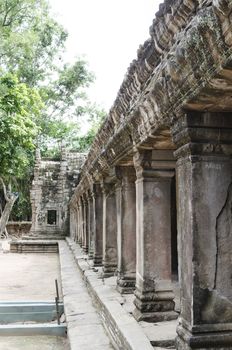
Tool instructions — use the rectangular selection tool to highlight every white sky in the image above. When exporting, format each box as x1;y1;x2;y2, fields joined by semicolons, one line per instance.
49;0;162;112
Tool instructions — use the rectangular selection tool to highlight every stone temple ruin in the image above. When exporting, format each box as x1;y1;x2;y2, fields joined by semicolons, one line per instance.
7;1;232;349
30;148;86;237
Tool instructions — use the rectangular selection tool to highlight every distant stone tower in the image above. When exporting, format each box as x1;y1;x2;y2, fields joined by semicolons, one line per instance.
30;147;85;237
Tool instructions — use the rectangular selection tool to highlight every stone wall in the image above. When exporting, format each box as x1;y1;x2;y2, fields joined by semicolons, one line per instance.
6;221;31;237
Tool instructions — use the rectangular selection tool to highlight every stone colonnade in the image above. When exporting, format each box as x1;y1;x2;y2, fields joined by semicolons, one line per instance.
70;147;179;323
70;112;232;349
69;1;232;348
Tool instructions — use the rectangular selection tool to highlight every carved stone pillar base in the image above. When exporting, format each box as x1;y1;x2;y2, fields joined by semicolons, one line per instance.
133;309;177;323
133;288;177;322
102;263;117;277
176;324;232;350
93;254;102;266
116;275;136;294
82;245;88;253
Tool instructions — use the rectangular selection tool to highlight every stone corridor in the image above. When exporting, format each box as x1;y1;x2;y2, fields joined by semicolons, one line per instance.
67;1;232;349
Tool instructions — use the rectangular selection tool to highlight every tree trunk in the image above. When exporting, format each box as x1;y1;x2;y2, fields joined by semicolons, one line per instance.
0;194;18;237
0;177;18;238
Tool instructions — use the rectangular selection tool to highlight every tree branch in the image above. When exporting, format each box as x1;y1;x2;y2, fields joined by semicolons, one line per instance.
0;177;10;202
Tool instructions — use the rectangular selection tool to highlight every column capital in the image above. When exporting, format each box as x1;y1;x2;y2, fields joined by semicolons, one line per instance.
133;149;175;179
115;165;136;183
101;181;114;196
171;112;232;159
80;195;86;207
101;172;119;196
92;183;103;196
86;189;94;202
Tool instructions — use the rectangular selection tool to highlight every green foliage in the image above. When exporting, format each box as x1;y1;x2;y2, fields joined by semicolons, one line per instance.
0;0;68;86
0;72;43;178
0;0;107;221
10;177;32;221
72;103;106;151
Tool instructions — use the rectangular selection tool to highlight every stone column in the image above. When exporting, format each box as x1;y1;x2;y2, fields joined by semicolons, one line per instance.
172;112;232;350
77;199;82;246
81;199;84;246
133;149;178;322
69;207;75;240
81;194;88;253
102;180;117;277
92;184;103;266
116;166;136;293
87;190;94;258
74;203;78;243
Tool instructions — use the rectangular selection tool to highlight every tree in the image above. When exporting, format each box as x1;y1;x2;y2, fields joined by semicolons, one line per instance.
0;0;105;234
0;0;68;86
0;72;43;237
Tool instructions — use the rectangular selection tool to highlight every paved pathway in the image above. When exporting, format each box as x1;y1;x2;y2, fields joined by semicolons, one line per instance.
59;241;114;350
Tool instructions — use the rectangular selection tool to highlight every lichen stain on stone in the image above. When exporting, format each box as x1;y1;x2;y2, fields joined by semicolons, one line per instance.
215;182;232;300
201;182;232;323
201;289;232;323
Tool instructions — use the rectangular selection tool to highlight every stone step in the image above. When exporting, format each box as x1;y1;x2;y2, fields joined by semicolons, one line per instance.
0;302;64;324
140;320;177;349
0;323;66;336
10;240;58;253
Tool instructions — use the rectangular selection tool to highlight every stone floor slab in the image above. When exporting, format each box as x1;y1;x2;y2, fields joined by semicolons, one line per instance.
59;241;113;350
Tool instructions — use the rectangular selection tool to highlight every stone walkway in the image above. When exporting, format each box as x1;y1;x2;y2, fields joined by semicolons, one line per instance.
59;241;114;350
66;238;179;350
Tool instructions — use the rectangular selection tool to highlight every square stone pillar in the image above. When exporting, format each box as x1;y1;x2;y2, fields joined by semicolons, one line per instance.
172;112;232;350
116;166;136;293
102;180;117;277
133;149;178;322
92;184;103;266
69;207;75;240
81;194;89;253
77;199;81;243
87;190;94;259
78;198;83;247
74;204;78;243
